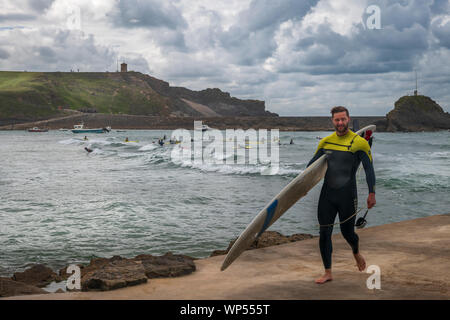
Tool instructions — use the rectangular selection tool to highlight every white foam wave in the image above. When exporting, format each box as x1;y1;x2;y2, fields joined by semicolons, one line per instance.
139;144;158;151
58;138;83;145
170;153;301;176
89;148;104;155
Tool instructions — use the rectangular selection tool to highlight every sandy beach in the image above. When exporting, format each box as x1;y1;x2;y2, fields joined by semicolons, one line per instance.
3;213;449;300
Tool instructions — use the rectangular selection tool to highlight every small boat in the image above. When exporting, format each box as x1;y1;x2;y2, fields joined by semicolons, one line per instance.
194;124;212;132
71;123;111;134
28;127;48;132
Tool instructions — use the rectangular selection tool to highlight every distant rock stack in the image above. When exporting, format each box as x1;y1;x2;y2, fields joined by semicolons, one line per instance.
378;95;450;132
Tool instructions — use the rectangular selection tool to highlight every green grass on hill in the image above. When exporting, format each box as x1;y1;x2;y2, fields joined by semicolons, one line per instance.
0;71;170;120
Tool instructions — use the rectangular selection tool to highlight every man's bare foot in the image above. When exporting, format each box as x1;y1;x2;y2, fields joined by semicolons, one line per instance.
315;271;333;284
353;253;366;271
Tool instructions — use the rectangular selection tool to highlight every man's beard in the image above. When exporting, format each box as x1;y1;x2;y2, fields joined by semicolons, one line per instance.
334;123;348;134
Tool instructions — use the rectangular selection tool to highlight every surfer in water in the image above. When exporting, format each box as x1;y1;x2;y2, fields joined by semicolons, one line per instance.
307;106;376;284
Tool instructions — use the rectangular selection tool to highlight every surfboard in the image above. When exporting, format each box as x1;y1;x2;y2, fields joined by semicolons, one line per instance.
220;125;376;271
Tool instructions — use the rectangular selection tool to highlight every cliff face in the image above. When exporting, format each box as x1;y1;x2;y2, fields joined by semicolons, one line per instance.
136;73;277;117
0;71;276;125
384;95;450;132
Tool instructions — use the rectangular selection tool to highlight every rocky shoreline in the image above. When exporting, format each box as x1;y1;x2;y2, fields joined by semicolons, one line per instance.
2;94;448;132
0;113;386;131
0;231;315;298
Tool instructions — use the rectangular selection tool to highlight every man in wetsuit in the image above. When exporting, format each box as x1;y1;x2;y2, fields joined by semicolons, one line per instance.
307;106;376;284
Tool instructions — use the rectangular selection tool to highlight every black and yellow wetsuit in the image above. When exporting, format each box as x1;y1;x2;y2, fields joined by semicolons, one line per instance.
307;130;375;269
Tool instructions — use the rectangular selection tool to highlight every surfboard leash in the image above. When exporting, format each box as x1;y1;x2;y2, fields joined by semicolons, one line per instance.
317;207;367;228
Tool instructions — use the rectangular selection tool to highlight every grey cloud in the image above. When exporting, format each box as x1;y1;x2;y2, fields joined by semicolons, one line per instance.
0;26;26;31
28;0;55;12
431;17;450;48
0;13;36;22
38;46;56;62
110;0;187;30
370;0;433;31
179;8;222;53
150;28;187;51
163;59;223;79
273;0;434;75
220;27;276;66
218;0;319;66
0;48;10;59
430;0;449;14
238;0;319;32
0;28;117;72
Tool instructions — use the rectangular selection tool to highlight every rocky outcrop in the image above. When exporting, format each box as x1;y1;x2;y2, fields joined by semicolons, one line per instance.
61;253;196;292
1;251;198;296
180;88;277;117
5;235;325;296
12;264;62;288
133;252;196;278
385;95;450;132
210;231;315;257
80;256;148;292
1;113;384;131
59;264;85;280
0;277;49;297
141;74;278;117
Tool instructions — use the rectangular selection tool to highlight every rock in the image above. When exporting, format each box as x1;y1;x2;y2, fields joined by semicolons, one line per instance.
55;288;65;293
12;264;62;288
59;264;85;280
59;253;197;292
386;95;450;132
210;250;228;257
81;258;147;292
252;231;291;249
288;233;315;242
210;231;316;257
0;277;48;297
133;252;196;278
84;255;124;271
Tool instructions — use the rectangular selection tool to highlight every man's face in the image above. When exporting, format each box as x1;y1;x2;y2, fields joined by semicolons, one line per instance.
332;111;350;135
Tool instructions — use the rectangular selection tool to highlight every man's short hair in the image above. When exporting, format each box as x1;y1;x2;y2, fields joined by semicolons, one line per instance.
331;106;349;118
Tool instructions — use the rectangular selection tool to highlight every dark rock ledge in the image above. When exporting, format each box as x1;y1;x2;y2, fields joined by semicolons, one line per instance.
1;231;314;297
210;231;316;257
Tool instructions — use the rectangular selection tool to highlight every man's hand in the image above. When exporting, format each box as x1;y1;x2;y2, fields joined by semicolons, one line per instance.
367;193;376;209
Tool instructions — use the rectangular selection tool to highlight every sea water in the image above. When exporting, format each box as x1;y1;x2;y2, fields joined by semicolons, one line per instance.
0;129;449;277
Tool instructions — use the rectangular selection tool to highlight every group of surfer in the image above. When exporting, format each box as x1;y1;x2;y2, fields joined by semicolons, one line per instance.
83;134;295;153
83;134;184;153
82;137;92;153
153;135;181;146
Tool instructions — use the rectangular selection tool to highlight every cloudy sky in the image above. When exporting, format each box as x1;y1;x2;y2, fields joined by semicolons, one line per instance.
0;0;449;115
